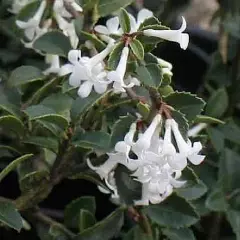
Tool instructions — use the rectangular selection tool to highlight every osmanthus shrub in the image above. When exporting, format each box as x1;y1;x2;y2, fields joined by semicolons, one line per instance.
0;0;232;239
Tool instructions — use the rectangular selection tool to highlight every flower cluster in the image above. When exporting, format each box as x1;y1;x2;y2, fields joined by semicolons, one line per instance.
87;115;205;205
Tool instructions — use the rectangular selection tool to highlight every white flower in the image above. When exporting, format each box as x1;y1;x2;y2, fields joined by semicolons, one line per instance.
16;0;47;41
170;119;205;165
188;123;207;137
60;40;115;97
9;0;33;14
128;8;153;33
53;0;82;18
132;114;162;154
43;55;61;75
95;17;122;36
107;47;137;93
143;17;189;50
161;119;187;170
54;13;79;48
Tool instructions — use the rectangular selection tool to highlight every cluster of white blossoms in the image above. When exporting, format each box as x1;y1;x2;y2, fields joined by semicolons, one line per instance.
11;0;82;74
59;9;189;98
87;114;205;205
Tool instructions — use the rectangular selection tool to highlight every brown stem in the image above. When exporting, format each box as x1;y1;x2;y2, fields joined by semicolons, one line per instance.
63;0;82;19
208;213;223;240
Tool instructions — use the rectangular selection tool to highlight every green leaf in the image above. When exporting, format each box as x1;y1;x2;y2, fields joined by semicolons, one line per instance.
79;209;96;232
41;93;73;113
23;136;59;153
0;115;24;136
119;8;131;33
207;127;225;153
144;194;199;228
114;164;142;205
19;170;50;192
136;63;162;88
71;92;106;122
28;77;62;105
8;66;44;87
219;120;240;145
194;115;225;124
110;115;135;149
65;196;96;229
24;105;68;130
0;154;33;182
17;0;41;21
227;209;240;240
219;149;240;193
165;92;205;122
124;225;152;240
73;208;124;240
81;31;106;51
0;201;23;231
162;228;196;240
205;184;228;211
138;17;162;30
0;86;21;116
136;102;150;120
33;31;72;57
205;88;229;118
73;131;111;151
130;39;144;60
176;167;207;201
107;42;124;70
97;0;133;17
171;110;189;140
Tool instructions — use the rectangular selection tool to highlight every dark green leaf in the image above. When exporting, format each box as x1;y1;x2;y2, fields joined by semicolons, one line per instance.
73;208;124;240
107;42;124;70
17;0;41;21
205;88;229;118
8;66;43;87
71;92;106;122
0;115;24;136
65;196;96;229
136;63;162;88
110;115;135;149
165;92;205;122
79;209;96;232
162;228;196;240
123;225;152;240
119;8;131;33
226;210;240;240
0;201;23;231
23;136;59;153
205;184;228;211
176;167;207;201
33;31;72;57
114;164;142;205
207;127;225;153
219;149;240;193
130;39;144;60
0;154;33;182
97;0;133;17
73;131;110;151
144;194;199;228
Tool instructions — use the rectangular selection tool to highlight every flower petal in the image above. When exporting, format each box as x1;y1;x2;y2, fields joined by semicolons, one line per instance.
106;16;120;34
94;25;110;35
188;154;205;165
68;49;81;64
78;81;93;98
137;9;153;26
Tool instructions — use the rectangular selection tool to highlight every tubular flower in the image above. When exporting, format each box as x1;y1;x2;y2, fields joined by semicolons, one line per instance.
95;17;122;36
87;114;205;206
43;55;61;75
16;0;47;40
143;17;189;50
107;47;137;92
